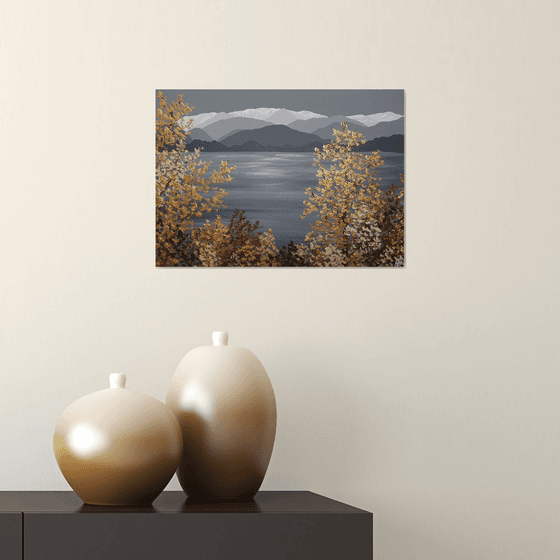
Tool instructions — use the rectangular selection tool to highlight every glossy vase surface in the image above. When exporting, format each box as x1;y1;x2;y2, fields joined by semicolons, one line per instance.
53;373;183;506
166;332;277;501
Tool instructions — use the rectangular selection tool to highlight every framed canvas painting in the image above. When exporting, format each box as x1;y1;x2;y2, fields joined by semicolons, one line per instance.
156;90;404;267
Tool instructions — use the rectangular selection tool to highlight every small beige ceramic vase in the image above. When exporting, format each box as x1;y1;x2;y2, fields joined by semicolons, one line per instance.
53;373;183;506
166;332;277;501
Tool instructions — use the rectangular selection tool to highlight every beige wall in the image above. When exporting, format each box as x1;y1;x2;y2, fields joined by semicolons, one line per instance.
1;1;559;558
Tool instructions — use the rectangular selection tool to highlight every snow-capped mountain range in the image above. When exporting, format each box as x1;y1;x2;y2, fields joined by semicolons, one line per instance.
346;112;403;127
188;108;327;128
179;107;405;150
186;107;403;131
229;108;325;122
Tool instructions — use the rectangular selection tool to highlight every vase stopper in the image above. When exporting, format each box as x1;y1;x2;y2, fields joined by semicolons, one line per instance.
212;331;229;346
109;373;126;388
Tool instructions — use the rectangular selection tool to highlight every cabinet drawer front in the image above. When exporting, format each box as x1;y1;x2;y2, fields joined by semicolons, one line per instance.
0;513;22;560
24;512;372;560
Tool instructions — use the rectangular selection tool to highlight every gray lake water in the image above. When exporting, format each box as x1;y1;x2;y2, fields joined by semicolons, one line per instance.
193;151;404;249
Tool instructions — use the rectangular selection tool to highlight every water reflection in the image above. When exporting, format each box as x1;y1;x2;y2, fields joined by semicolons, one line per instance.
194;151;404;249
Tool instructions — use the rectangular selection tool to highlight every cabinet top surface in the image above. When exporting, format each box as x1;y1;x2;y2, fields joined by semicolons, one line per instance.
0;491;370;515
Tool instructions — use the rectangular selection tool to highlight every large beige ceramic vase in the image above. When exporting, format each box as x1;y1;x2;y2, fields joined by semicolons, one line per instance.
166;332;277;501
53;373;183;506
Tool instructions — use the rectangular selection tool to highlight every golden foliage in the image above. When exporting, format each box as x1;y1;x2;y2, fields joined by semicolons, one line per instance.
298;122;404;267
193;210;278;267
155;91;236;266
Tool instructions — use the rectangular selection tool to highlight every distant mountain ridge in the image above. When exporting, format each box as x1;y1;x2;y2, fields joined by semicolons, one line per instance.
185;107;404;137
228;107;325;124
186;128;213;142
313;117;404;141
289;115;365;134
185;128;403;154
221;124;323;148
180;107;404;152
346;111;402;127
203;117;272;141
186;107;326;129
186;138;324;153
353;135;404;153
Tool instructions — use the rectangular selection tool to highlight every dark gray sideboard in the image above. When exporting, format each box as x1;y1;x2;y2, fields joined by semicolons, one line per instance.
0;491;372;560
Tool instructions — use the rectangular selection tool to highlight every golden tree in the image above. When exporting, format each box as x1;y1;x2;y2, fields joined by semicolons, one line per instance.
193;210;278;267
344;173;404;266
300;122;404;267
155;91;236;266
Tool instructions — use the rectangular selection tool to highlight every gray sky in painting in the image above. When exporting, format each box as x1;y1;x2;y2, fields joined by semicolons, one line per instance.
158;90;404;117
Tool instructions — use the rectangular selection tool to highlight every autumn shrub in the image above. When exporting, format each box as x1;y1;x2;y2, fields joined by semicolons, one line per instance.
193;210;278;267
